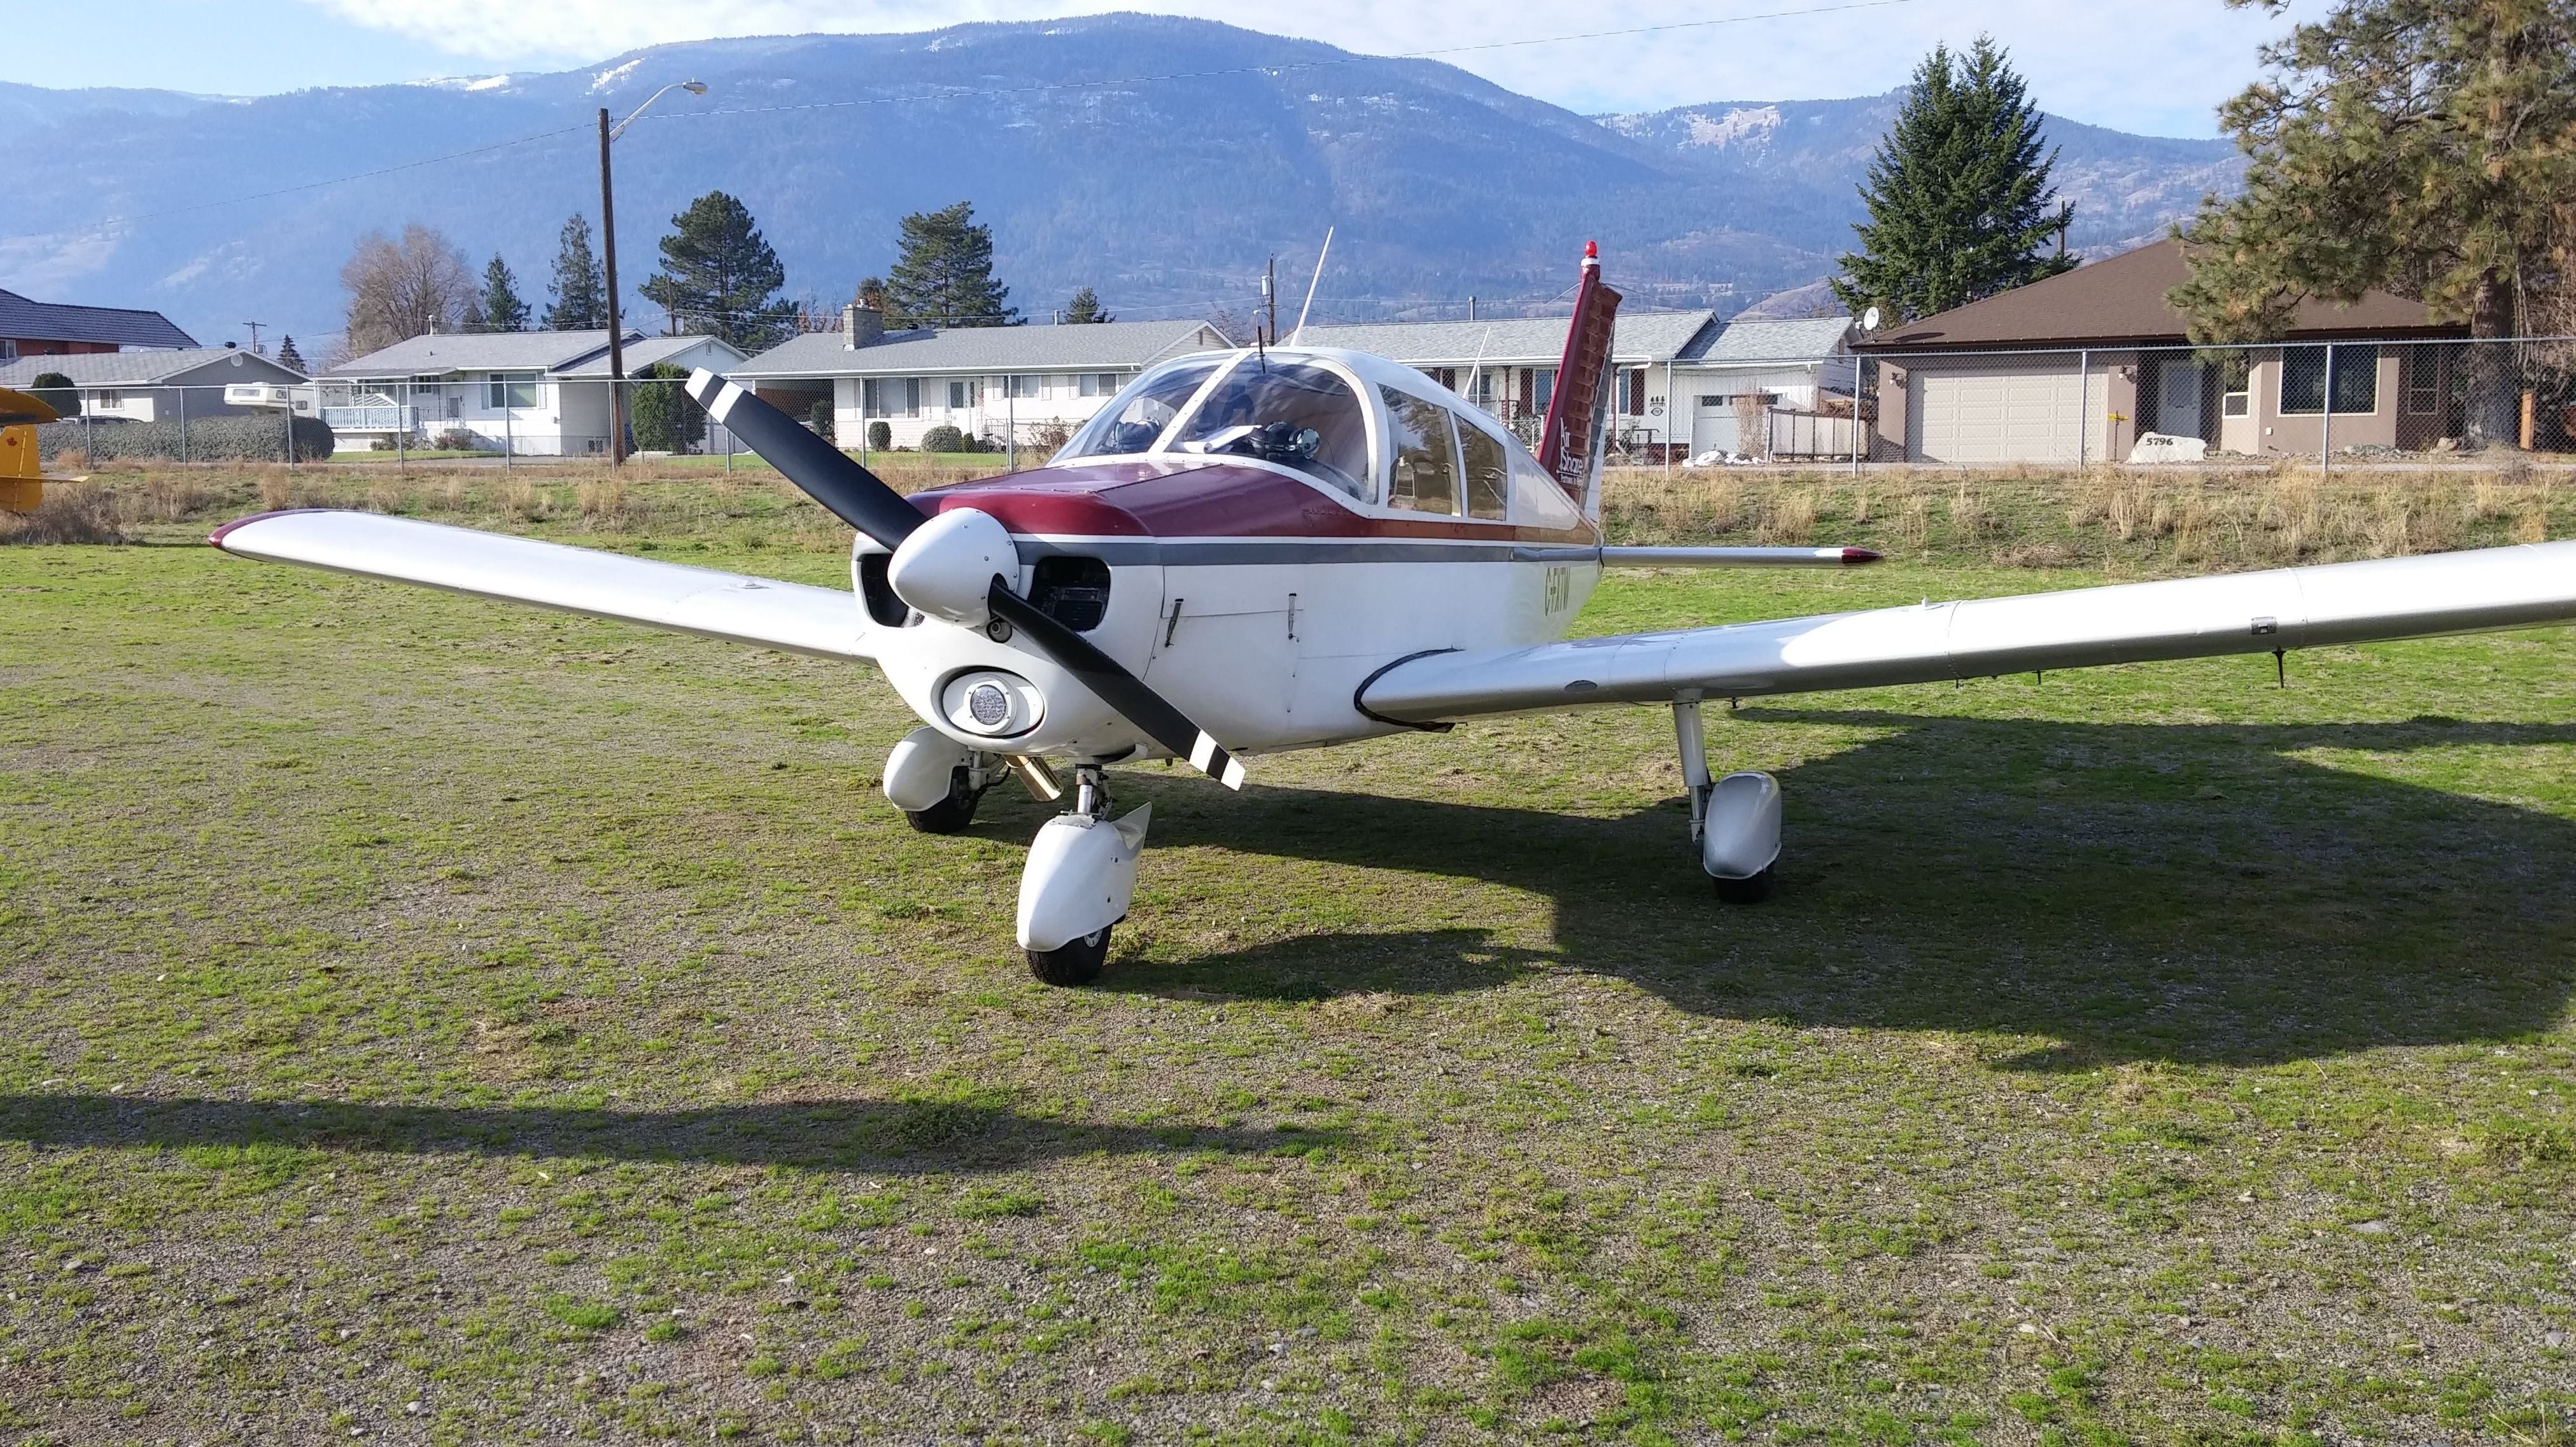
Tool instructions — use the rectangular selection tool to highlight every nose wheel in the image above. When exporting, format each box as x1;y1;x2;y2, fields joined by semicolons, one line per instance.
1017;764;1151;986
1026;925;1111;986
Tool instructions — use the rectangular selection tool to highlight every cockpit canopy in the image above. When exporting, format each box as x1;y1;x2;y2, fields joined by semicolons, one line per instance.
1053;349;1582;529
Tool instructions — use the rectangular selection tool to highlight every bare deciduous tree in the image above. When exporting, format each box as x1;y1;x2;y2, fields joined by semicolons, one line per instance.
341;225;474;357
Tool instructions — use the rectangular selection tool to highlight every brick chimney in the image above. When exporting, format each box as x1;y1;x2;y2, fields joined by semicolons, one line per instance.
842;300;885;350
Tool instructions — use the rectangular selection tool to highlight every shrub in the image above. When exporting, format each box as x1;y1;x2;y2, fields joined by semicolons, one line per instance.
431;428;479;452
35;414;335;464
629;362;706;454
919;423;969;454
27;372;78;419
806;400;835;444
866;419;892;452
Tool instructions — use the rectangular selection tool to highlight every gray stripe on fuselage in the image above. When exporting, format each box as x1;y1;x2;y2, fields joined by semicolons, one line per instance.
1010;538;1596;567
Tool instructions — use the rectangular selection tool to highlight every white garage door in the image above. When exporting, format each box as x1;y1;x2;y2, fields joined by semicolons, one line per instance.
1908;361;2108;464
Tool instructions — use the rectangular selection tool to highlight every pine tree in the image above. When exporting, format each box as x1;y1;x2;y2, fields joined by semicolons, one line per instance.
1062;286;1111;324
638;191;799;351
628;361;707;453
1833;37;2075;323
544;214;607;332
2170;0;2576;442
274;336;306;373
887;202;1018;328
481;255;530;333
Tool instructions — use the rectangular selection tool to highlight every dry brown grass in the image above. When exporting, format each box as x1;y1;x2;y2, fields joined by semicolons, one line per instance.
0;484;125;545
1600;464;2573;570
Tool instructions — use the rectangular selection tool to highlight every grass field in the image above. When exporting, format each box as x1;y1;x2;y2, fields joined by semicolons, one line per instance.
1;468;2572;1444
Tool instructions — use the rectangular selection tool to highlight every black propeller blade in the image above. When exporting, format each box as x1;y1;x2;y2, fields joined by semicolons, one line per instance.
686;369;1246;791
685;371;924;549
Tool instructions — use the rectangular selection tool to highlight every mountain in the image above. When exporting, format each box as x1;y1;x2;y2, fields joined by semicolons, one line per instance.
1602;95;2243;260
0;18;2242;354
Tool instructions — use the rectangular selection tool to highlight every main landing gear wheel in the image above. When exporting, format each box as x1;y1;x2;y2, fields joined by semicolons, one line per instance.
903;767;987;835
1712;867;1773;905
1026;925;1109;986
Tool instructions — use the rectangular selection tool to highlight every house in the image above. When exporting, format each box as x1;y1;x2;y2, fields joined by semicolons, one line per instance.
321;330;749;455
0;288;196;361
1850;238;2468;463
0;345;305;422
1295;311;1855;459
730;307;1230;451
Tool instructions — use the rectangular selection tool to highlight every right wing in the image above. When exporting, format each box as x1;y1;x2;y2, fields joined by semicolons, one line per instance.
1360;540;2576;722
211;509;870;662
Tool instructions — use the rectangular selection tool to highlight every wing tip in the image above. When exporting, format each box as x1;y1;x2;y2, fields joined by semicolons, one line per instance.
208;507;332;551
1841;547;1883;566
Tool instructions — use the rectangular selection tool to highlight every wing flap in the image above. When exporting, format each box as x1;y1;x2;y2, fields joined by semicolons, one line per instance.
211;509;869;661
1360;540;2576;722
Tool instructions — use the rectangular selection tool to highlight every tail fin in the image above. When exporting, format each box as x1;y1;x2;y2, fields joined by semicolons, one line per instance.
1535;241;1622;522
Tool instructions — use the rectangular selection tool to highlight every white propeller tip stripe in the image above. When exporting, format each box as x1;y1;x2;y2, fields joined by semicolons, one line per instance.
708;381;746;423
684;368;721;403
1219;757;1246;791
1188;732;1218;772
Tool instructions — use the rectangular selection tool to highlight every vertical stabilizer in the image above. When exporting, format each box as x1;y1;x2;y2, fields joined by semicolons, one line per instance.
1535;241;1622;521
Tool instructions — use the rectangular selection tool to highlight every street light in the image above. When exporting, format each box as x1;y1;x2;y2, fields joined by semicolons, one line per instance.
598;80;708;465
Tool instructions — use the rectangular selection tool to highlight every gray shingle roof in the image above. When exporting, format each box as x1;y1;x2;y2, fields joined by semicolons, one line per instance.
1294;311;1717;366
0;288;197;349
732;320;1230;378
322;329;630;378
554;335;750;379
1679;316;1854;363
0;347;304;388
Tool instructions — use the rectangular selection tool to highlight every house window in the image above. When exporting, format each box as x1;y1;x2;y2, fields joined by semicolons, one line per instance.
947;378;980;410
1007;374;1039;400
2278;344;2378;415
0;339;15;361
485;373;536;409
1079;372;1112;398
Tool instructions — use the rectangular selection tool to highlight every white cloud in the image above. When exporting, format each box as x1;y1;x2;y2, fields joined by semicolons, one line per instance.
300;0;2308;137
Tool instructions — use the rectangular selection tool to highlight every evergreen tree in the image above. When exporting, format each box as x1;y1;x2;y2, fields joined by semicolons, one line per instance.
1833;37;2075;323
638;191;799;351
544;214;607;332
887;202;1018;328
274;336;306;373
480;255;530;332
856;276;889;314
2170;0;2576;442
629;361;707;452
1062;286;1111;323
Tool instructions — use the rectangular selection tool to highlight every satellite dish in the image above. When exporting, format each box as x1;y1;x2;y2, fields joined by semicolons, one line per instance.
1860;306;1882;333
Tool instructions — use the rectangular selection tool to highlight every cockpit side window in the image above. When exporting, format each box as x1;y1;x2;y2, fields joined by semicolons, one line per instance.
1168;360;1371;500
1382;386;1460;515
1057;360;1220;459
1458;416;1509;521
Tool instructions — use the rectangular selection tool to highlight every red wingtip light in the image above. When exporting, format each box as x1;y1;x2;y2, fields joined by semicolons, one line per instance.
1583;239;1599;263
1841;547;1884;566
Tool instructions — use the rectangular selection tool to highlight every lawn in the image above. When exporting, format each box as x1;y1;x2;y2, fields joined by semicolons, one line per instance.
0;472;2570;1444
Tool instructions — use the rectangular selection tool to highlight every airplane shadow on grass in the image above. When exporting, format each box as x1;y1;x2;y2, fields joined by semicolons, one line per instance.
1105;711;2576;1068
0;1094;1331;1173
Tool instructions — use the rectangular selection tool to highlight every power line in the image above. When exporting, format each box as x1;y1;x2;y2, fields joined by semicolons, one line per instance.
4;0;1924;244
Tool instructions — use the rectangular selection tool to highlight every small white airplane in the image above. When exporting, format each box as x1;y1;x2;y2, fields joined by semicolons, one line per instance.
215;246;2576;984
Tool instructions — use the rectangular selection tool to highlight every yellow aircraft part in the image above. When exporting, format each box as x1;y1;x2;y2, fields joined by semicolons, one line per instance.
1;424;41;510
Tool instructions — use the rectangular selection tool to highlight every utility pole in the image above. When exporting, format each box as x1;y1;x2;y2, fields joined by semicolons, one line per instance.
241;321;267;356
598;107;628;465
1264;258;1277;346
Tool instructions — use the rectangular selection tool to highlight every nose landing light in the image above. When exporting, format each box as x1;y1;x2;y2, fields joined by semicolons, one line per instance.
941;669;1046;737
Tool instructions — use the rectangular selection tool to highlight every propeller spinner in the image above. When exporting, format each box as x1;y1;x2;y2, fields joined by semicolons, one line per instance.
684;370;1246;790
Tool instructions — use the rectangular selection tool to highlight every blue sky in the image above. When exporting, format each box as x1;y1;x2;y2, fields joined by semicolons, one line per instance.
3;0;2300;137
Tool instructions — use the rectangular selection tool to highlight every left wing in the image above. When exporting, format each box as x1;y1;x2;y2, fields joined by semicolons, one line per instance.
211;509;870;661
1360;540;2576;723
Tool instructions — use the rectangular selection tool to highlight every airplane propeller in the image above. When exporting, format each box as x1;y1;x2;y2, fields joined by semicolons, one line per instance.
685;369;1246;790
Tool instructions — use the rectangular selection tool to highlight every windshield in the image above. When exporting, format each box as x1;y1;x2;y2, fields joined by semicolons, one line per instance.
1058;360;1221;459
1168;359;1370;499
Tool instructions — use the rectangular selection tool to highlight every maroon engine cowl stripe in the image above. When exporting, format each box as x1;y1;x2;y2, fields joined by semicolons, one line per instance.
913;462;1598;547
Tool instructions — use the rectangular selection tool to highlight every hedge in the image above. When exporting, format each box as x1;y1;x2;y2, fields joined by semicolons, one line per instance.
36;414;337;464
